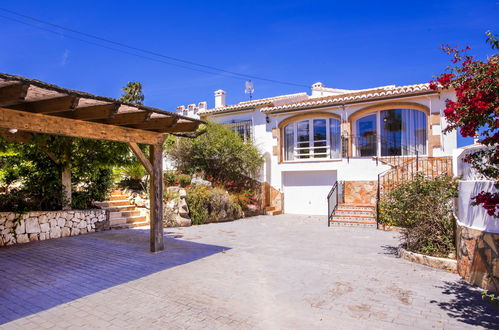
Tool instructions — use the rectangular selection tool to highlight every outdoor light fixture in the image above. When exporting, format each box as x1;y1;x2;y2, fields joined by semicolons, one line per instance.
8;128;18;134
266;115;270;124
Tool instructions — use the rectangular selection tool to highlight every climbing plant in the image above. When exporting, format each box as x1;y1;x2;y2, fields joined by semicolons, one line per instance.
430;31;499;217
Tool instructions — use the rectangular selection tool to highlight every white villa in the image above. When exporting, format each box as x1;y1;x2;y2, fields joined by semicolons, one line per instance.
177;82;457;222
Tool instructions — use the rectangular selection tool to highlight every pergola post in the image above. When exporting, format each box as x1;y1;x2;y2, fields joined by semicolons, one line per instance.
149;144;164;252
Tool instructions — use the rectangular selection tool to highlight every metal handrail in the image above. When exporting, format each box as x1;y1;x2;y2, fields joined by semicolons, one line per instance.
376;155;453;223
327;181;339;227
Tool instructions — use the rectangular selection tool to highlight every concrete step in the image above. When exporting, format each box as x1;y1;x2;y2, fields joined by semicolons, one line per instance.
95;200;133;207
334;209;375;216
266;210;283;216
329;221;377;228
337;204;375;211
110;215;147;226
111;221;149;229
109;210;141;219
101;205;137;212
109;194;129;201
331;214;375;222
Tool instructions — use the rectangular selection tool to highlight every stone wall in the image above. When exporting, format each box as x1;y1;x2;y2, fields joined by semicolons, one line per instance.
456;224;499;292
344;181;377;205
0;209;109;247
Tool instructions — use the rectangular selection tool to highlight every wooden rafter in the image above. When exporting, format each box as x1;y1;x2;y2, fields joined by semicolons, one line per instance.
0;83;29;106
9;95;80;114
128;142;153;175
99;111;151;125
0;107;166;145
54;103;119;121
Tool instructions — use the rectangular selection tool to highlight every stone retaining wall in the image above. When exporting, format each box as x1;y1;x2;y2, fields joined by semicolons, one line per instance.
456;224;499;292
0;209;109;247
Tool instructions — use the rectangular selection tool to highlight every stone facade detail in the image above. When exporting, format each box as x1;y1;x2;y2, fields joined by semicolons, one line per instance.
344;181;377;205
456;224;499;292
0;210;109;247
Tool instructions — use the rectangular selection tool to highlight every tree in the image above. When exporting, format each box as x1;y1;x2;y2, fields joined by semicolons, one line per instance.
119;81;144;105
0;134;134;211
0;81;148;211
165;122;263;188
430;31;499;217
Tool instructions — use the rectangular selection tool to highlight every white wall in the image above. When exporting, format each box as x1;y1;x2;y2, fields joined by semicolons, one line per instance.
453;145;498;233
205;92;458;196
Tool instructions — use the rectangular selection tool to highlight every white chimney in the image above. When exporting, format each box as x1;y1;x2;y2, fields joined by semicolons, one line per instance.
214;89;226;108
311;82;325;97
198;101;207;111
176;105;185;115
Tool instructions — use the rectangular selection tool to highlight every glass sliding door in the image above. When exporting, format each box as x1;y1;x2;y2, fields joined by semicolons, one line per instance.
381;109;402;156
329;118;341;158
284;124;294;161
313;119;327;158
380;109;427;156
356;114;377;156
296;120;310;159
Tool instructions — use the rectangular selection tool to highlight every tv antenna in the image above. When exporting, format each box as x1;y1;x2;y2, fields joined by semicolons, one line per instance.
245;80;254;100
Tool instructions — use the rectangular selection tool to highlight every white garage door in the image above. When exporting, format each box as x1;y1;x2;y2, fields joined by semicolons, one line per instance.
282;171;337;215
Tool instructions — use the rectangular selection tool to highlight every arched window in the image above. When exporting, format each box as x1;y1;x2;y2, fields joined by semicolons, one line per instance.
283;117;341;161
354;108;427;157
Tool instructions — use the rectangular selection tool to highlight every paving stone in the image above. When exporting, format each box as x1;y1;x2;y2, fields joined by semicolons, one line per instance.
0;215;497;329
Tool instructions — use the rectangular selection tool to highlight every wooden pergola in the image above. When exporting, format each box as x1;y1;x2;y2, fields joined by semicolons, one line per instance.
0;73;203;252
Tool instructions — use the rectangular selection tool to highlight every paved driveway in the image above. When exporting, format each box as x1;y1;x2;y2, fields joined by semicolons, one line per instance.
0;215;497;329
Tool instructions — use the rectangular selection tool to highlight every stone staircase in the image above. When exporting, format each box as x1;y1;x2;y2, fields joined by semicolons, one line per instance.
329;203;376;227
265;206;283;216
95;189;149;229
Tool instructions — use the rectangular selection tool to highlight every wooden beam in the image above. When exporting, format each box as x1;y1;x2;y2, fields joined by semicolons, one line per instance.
0;128;59;163
127;117;176;130
10;95;79;114
0;107;167;145
0;83;29;106
149;144;164;252
164;121;200;133
128;142;153;175
55;103;118;120
0;128;34;144
100;111;151;125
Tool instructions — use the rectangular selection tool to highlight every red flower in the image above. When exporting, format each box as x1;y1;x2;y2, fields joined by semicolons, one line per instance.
437;73;454;87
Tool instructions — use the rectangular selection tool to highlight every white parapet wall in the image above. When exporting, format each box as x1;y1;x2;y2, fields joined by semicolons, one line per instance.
452;144;499;292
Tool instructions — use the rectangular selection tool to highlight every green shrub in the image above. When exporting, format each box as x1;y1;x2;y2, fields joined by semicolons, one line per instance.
186;186;211;225
186;186;244;225
163;170;191;187
379;174;458;257
165;122;263;187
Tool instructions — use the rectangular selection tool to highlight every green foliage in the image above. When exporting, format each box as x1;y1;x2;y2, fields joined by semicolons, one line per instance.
163;171;191;187
119;81;144;105
165;122;263;186
116;162;148;191
0;135;134;212
379;174;458;257
186;186;243;225
186;186;210;225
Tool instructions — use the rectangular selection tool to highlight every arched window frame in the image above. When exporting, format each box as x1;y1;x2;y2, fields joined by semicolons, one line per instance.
351;107;429;157
279;113;341;162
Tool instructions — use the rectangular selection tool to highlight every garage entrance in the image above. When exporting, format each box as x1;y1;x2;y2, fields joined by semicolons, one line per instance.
282;170;337;215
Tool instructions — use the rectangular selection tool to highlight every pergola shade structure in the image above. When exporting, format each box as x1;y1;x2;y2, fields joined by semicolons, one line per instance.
0;73;204;252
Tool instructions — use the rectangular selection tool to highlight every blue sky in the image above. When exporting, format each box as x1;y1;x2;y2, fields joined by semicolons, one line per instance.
1;1;498;145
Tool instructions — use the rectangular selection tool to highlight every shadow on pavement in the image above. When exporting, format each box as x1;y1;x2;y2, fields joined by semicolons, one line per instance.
0;228;228;324
431;280;499;328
